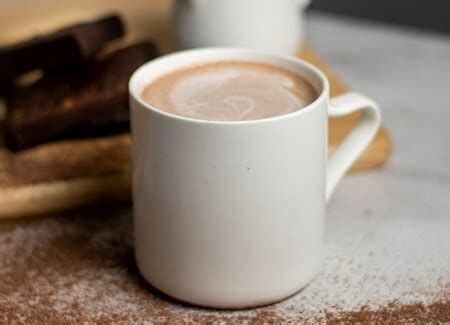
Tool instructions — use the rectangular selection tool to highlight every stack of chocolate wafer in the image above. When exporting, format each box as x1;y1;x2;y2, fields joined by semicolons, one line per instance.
1;14;158;149
0;14;159;218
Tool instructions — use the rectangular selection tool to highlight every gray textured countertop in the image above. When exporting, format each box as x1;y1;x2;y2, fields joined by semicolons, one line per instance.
306;13;450;310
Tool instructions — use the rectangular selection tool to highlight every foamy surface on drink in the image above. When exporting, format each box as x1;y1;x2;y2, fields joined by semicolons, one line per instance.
141;61;317;121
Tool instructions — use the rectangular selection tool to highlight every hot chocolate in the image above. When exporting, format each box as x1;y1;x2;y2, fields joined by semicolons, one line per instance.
141;61;317;121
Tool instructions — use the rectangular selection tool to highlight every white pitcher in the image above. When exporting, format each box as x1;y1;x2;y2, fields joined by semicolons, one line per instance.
173;0;310;55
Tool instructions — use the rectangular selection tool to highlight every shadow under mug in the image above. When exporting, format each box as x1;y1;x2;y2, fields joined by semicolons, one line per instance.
129;48;381;309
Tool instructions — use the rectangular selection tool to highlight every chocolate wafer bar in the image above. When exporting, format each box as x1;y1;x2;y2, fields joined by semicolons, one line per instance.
4;42;157;150
0;15;124;82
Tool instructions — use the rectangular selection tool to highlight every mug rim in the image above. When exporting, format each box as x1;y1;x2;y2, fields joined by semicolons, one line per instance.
129;47;329;125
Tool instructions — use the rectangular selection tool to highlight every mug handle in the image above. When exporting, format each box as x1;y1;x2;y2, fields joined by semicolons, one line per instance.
326;92;381;201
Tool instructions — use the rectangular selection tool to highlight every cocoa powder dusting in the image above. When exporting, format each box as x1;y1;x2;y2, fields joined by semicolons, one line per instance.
324;301;449;324
0;209;448;323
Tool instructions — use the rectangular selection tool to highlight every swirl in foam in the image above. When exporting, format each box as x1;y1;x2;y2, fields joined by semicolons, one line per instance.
141;61;317;121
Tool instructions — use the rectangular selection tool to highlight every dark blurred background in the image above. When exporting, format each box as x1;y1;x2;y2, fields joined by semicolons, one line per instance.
309;0;450;34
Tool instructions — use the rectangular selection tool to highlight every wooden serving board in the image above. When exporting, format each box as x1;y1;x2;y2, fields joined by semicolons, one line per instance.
0;47;391;219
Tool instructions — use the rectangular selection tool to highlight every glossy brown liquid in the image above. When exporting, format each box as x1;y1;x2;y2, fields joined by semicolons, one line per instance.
141;61;318;121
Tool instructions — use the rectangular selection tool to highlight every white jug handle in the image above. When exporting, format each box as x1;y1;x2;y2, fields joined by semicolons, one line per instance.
294;0;311;9
326;92;381;201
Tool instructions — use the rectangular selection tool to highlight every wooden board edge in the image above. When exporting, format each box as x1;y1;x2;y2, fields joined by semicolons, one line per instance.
349;127;393;172
0;173;131;219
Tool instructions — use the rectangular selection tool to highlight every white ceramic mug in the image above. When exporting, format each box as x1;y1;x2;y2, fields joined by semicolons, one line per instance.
173;0;310;55
129;48;381;308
